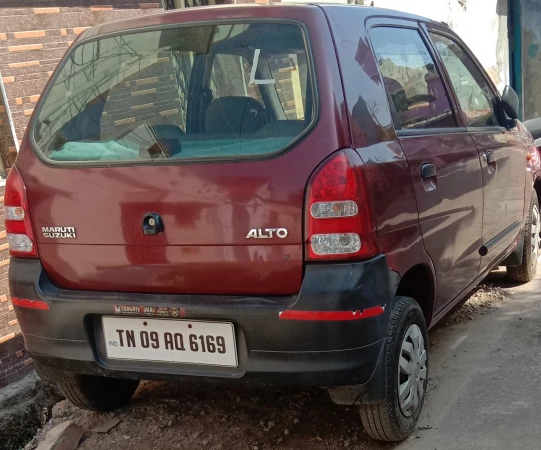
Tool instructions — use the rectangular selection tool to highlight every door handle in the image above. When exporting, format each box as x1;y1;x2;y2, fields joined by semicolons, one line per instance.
421;163;437;179
486;150;496;164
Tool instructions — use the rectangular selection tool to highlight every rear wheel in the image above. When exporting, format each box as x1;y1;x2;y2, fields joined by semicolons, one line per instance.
359;296;428;441
58;375;139;411
508;191;539;283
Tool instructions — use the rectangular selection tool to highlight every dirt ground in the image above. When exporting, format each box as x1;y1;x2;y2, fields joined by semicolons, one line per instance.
20;279;511;450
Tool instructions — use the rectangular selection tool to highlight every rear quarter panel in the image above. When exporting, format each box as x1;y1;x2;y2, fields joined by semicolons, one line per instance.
517;120;536;214
323;6;435;283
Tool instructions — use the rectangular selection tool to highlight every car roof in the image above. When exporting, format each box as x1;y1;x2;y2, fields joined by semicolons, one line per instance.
318;3;436;24
79;3;441;41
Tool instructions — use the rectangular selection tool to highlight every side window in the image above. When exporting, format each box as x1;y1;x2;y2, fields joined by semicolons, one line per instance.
430;33;499;128
370;27;456;130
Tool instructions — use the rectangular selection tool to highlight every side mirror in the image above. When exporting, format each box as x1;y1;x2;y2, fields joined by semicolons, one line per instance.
501;85;519;121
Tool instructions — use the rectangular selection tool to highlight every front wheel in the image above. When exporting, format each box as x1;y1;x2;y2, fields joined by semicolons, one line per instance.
508;190;539;283
359;296;428;441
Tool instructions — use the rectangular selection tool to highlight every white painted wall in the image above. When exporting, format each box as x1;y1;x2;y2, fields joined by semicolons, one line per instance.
370;0;509;92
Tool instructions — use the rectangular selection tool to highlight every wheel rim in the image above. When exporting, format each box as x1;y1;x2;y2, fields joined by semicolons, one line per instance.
397;324;427;417
531;204;540;264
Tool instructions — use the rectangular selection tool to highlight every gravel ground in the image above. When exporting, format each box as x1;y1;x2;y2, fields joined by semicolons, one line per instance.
440;282;509;326
26;384;387;450
21;282;509;450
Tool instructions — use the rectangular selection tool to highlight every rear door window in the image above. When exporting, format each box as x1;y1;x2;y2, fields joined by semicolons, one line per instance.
33;22;315;163
370;27;456;130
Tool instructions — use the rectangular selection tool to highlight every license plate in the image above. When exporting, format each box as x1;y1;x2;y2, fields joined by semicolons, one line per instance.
102;317;237;367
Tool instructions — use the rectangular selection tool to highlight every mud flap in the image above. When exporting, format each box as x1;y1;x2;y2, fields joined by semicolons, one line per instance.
501;228;524;267
327;339;387;406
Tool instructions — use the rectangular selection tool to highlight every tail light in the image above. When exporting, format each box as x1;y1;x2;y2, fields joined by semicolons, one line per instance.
528;144;540;171
306;149;380;260
5;166;38;258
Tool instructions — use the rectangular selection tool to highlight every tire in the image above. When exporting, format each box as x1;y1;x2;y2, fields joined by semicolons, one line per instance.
508;190;540;283
359;296;428;442
57;374;140;411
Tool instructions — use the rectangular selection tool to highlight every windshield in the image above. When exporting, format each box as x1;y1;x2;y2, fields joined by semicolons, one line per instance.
33;22;315;163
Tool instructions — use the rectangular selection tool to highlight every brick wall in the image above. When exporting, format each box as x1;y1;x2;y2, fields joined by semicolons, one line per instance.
0;95;16;172
0;1;163;170
99;53;183;138
0;0;163;388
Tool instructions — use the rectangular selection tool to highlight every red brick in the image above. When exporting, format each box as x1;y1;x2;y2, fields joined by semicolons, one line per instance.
8;60;40;69
132;88;156;97
0;333;15;344
132;103;154;111
90;5;113;11
73;27;90;35
160;109;179;116
8;44;43;52
114;117;135;126
33;7;60;14
135;77;159;86
14;30;46;39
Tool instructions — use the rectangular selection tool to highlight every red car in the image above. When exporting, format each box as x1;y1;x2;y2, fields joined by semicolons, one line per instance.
7;4;539;441
523;118;541;180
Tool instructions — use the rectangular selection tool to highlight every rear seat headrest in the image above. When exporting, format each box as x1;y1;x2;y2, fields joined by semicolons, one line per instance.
205;96;266;136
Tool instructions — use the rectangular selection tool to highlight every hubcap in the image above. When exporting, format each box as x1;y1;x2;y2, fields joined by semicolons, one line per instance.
531;204;540;264
398;324;427;417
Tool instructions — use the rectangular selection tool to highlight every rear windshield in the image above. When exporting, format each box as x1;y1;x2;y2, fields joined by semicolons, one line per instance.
33;22;315;163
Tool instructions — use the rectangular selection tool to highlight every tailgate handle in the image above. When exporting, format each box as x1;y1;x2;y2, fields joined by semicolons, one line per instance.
143;213;164;235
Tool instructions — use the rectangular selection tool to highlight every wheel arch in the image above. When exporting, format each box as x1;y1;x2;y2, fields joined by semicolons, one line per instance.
534;178;541;208
395;264;436;327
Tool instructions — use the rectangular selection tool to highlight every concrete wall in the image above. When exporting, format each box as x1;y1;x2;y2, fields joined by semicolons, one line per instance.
372;0;510;93
519;0;541;119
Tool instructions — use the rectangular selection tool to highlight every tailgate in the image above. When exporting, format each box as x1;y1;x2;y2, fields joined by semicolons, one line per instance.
29;159;306;295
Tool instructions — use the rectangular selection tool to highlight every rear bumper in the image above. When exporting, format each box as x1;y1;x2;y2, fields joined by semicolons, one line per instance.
10;255;399;387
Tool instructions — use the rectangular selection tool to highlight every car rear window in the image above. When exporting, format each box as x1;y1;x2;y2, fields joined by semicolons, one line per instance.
33;22;315;163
